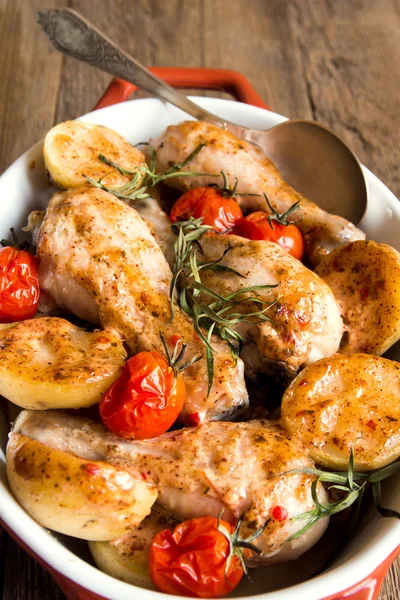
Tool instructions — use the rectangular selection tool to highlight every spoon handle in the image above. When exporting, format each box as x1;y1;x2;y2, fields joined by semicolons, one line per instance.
37;8;226;127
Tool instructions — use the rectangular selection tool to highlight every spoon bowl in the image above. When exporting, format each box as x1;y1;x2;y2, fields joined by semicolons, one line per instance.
248;119;367;223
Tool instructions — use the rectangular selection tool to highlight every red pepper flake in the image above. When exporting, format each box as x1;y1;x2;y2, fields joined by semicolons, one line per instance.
82;463;101;476
140;291;150;304
96;335;110;344
360;346;372;354
299;379;309;387
141;472;147;480
272;506;287;521
170;334;181;346
276;305;289;318
367;419;377;430
360;287;369;301
188;412;201;425
297;315;311;327
223;359;232;367
284;332;295;344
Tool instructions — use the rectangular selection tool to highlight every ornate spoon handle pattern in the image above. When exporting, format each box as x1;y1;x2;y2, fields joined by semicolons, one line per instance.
36;8;226;127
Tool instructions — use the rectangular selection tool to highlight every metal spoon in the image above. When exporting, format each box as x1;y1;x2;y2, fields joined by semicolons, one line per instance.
37;8;367;224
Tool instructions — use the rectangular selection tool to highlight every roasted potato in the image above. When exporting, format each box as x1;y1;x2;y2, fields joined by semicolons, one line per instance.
281;353;400;471
315;240;400;355
43;120;145;189
7;432;157;540
0;317;126;409
89;511;177;589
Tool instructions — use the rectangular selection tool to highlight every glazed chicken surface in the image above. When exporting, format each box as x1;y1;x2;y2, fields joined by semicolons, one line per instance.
133;196;175;268
198;234;343;379
150;120;366;265
36;186;248;424
14;410;329;566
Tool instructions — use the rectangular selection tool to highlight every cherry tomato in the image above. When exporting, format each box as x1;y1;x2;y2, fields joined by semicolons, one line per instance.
99;350;186;440
233;211;304;260
0;247;40;323
149;517;245;598
170;187;243;232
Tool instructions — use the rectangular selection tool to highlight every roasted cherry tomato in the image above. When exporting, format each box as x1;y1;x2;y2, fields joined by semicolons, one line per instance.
170;187;243;232
100;350;186;440
233;211;304;260
0;246;40;323
149;517;246;598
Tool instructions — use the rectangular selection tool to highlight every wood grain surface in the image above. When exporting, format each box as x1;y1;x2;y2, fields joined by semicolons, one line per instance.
0;0;399;598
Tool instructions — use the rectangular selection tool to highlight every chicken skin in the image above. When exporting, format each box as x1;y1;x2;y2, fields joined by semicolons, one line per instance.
198;234;343;379
133;196;175;268
37;186;248;424
13;410;329;566
150;120;365;265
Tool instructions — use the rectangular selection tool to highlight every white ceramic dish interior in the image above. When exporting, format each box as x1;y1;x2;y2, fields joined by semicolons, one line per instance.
0;97;399;600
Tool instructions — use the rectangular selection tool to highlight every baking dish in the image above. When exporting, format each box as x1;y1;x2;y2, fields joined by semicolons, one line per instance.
0;68;399;600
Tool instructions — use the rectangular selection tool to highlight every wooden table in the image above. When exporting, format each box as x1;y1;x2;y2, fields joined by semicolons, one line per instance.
0;1;399;598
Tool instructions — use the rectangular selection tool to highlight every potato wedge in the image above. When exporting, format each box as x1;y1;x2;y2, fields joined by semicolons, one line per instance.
43;120;145;189
315;240;400;355
7;433;157;540
281;353;400;470
0;317;126;409
89;511;177;589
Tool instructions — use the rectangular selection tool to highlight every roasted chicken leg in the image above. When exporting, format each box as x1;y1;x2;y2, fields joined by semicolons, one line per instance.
196;234;343;379
37;186;248;423
150;121;366;265
11;410;329;566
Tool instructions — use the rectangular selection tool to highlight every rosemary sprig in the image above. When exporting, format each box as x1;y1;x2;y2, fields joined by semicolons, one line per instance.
217;511;269;578
264;193;303;229
170;218;279;394
282;450;400;541
169;217;215;323
84;143;217;202
159;331;202;380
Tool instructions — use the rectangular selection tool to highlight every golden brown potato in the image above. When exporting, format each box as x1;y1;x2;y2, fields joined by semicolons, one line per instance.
43;120;145;189
281;353;400;471
0;317;126;409
7;433;157;540
315;240;400;355
89;511;177;589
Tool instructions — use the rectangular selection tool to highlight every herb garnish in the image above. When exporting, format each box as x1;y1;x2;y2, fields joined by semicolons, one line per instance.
208;169;260;200
282;450;400;540
159;330;202;381
1;228;32;252
217;511;269;578
84;143;217;202
170;218;279;394
264;193;303;229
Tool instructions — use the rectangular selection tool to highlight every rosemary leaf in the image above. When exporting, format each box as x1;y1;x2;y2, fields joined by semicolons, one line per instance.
284;450;400;540
367;461;400;482
169;217;280;394
98;154;135;175
85;143;217;203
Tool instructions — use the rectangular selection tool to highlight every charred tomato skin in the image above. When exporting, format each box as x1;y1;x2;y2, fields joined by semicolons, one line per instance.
149;516;244;598
100;351;185;440
170;187;243;232
233;211;304;260
0;247;40;323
